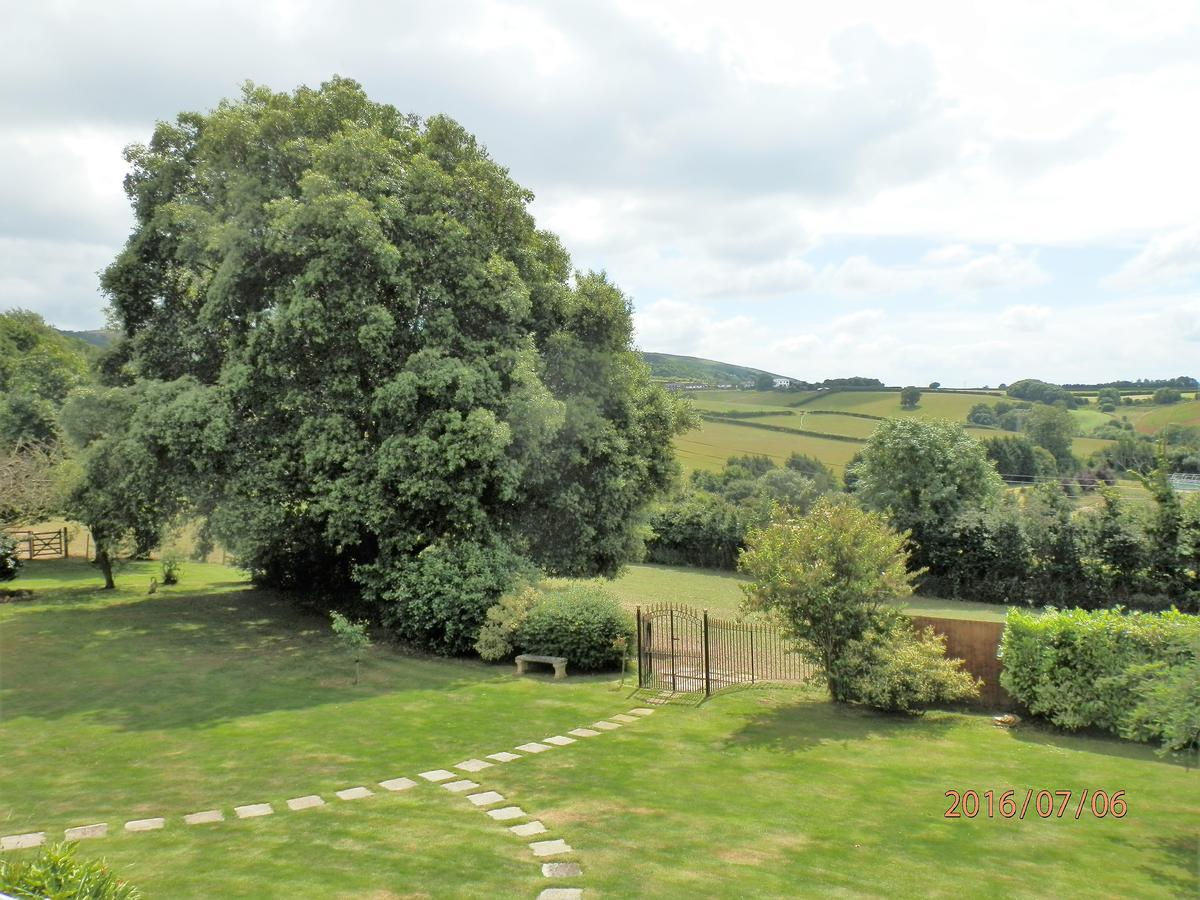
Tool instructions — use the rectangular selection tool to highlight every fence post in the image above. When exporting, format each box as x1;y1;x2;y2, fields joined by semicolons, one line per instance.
635;606;643;688
62;527;69;559
702;608;711;697
27;532;34;560
750;629;756;684
669;606;676;693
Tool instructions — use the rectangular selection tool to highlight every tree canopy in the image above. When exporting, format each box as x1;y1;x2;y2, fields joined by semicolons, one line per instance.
92;78;691;648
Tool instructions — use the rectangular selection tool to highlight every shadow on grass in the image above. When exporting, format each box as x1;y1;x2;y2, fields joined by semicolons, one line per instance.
1112;832;1200;898
723;695;958;753
1007;719;1198;770
0;586;507;732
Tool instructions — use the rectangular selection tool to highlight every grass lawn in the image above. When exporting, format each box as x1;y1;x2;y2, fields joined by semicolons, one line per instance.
1;560;1195;897
1131;399;1200;434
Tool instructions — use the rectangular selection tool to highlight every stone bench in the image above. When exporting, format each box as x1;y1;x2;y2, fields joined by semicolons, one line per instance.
515;654;568;680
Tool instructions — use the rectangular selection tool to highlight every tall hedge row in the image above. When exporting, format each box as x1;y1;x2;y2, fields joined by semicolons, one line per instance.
1000;607;1200;749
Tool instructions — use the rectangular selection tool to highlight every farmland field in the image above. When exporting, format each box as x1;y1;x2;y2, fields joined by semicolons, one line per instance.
1130;399;1200;434
674;418;864;472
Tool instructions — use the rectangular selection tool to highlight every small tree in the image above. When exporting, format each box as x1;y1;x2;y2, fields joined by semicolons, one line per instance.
330;611;372;685
900;386;921;409
739;499;916;701
755;373;775;391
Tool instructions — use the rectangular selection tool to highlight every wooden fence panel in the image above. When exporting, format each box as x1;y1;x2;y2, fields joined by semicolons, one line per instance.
909;615;1012;709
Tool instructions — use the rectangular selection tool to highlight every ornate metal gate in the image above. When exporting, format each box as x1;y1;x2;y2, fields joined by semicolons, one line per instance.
636;603;814;696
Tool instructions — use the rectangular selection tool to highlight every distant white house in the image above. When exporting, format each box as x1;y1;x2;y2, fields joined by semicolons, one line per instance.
773;377;791;388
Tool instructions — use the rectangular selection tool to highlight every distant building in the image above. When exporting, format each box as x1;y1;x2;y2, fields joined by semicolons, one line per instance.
773;377;792;388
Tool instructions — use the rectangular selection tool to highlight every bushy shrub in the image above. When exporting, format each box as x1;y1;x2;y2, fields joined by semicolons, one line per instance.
1000;607;1200;747
0;533;21;582
516;584;634;672
0;841;141;899
159;553;181;585
475;585;540;662
645;492;747;569
832;609;980;712
1123;636;1200;752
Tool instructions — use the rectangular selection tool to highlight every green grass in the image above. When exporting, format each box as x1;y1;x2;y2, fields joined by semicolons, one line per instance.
1131;399;1200;434
1070;408;1115;431
2;562;1194;897
674;418;864;473
798;390;999;420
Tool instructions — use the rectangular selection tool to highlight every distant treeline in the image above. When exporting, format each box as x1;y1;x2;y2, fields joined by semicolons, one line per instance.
1061;376;1197;391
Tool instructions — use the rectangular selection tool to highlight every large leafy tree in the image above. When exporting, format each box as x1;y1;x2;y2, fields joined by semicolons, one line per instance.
98;78;689;650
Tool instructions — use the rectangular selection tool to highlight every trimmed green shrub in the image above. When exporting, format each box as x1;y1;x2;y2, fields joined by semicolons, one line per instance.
475;585;540;662
0;841;142;899
1000;607;1200;746
832;609;981;713
1124;636;1200;753
0;533;21;582
516;584;634;672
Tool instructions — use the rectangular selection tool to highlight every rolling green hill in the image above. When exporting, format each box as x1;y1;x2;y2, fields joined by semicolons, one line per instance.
56;328;116;348
638;352;795;385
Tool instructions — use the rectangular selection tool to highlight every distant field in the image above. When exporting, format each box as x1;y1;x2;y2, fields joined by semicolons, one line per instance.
1073;436;1118;459
793;411;879;439
1130;399;1200;434
1070;408;1114;431
674;418;863;472
688;390;804;408
797;390;999;420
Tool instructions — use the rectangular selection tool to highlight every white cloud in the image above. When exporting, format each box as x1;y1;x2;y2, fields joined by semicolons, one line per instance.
1104;225;1200;290
820;245;1048;296
999;304;1052;332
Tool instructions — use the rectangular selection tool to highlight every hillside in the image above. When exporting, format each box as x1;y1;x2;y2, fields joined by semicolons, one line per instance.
638;351;794;385
56;328;116;348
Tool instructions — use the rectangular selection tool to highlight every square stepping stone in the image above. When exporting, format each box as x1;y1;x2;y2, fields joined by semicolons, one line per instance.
64;823;107;841
467;790;505;807
510;820;548;837
1;832;45;850
542;862;583;878
516;742;551;754
543;735;575;746
591;720;620;730
529;838;573;857
455;758;493;773
183;809;224;825
537;890;582;900
125;817;165;832
234;803;273;819
611;714;638;723
379;777;417;792
568;728;600;738
287;795;325;811
487;751;522;763
629;708;656;716
442;780;479;793
419;769;456;782
487;806;526;821
335;787;373;801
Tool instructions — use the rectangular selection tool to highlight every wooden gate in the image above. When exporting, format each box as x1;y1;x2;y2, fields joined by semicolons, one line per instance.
3;528;68;559
636;604;813;696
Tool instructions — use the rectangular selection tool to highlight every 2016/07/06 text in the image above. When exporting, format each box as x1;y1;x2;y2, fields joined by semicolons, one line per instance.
944;789;1128;820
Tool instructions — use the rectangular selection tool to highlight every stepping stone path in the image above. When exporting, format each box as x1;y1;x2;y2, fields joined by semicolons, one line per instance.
184;809;224;825
125;817;165;832
487;806;526;821
2;707;661;898
1;833;44;850
529;839;573;857
511;820;547;836
287;796;324;811
64;823;107;841
467;791;505;807
234;804;273;819
379;777;417;792
456;759;493;772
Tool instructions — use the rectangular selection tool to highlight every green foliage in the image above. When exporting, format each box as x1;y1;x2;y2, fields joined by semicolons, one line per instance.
0;841;142;899
159;554;181;586
967;402;998;427
739;498;916;701
0;533;22;582
899;386;921;409
646;492;748;569
754;373;775;391
982;434;1051;480
515;584;634;672
832;609;980;712
0;440;67;527
1005;378;1079;409
330;610;372;684
475;585;540;661
1000;607;1200;750
1152;387;1182;404
1025;404;1077;471
93;79;689;644
1124;635;1200;753
784;452;837;492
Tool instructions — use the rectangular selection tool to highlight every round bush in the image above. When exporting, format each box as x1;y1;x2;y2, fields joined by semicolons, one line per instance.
0;534;22;583
516;585;634;672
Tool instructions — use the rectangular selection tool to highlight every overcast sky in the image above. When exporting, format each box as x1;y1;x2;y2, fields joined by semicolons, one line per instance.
3;0;1199;385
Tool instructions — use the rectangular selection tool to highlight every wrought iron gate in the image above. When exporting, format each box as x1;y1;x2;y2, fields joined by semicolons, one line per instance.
636;603;814;696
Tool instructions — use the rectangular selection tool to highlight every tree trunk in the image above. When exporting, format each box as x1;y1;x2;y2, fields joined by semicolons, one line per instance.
96;547;115;590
